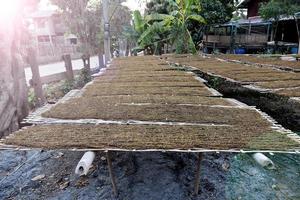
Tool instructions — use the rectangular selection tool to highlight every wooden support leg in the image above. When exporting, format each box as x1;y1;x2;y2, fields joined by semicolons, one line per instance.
193;153;203;196
106;151;118;196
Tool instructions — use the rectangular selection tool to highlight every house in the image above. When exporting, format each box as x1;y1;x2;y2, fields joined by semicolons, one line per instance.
203;17;272;53
238;0;268;18
29;10;80;63
203;0;300;54
31;10;67;46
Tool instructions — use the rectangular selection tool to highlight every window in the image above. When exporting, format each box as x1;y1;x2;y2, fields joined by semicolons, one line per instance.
36;19;46;29
38;36;50;43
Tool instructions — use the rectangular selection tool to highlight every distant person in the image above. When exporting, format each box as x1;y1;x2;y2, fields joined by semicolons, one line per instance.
113;49;119;58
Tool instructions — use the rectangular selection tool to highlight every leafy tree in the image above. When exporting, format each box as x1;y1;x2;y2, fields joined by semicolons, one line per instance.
50;0;101;56
145;0;175;15
0;0;40;136
51;0;131;58
129;10;164;55
122;25;140;55
108;1;132;53
259;0;300;53
143;0;235;52
139;0;206;54
201;0;234;25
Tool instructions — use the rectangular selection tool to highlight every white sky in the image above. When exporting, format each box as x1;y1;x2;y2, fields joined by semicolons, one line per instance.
39;0;145;12
122;0;146;12
38;0;58;10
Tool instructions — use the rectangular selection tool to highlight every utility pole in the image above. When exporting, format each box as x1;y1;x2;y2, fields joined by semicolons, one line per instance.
103;0;111;66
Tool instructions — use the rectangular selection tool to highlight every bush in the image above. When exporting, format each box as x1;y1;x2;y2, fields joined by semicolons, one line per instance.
74;68;92;88
28;88;37;110
60;80;74;95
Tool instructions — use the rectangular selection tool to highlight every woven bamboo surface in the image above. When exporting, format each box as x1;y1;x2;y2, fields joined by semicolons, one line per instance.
2;56;300;152
165;55;300;97
216;54;300;71
3;124;299;152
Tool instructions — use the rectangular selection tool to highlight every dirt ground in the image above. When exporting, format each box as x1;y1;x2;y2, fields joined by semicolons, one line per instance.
0;150;299;200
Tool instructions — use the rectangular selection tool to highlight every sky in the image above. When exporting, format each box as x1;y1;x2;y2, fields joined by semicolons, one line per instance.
122;0;146;12
39;0;58;10
39;0;145;12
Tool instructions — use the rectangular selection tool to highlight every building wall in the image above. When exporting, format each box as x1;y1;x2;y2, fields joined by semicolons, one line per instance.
247;0;268;18
32;14;81;64
34;17;56;36
247;0;260;18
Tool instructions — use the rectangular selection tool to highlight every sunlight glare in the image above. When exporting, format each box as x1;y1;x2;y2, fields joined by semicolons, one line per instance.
0;0;20;20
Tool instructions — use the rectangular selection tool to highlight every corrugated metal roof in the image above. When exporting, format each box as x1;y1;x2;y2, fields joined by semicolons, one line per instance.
216;17;271;27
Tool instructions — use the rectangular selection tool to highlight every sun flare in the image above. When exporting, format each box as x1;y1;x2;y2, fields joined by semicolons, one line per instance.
0;0;20;20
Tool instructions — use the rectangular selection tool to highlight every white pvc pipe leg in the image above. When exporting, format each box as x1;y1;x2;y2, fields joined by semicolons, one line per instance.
252;153;275;169
75;151;96;176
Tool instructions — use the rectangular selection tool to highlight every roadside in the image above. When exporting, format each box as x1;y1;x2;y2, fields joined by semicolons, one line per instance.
24;56;100;85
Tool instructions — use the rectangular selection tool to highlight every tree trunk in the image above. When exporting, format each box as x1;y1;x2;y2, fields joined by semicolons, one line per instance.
98;49;104;69
62;54;74;81
81;54;91;73
28;47;45;106
0;15;29;137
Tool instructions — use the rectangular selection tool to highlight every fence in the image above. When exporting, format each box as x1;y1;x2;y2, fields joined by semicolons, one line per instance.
37;43;82;64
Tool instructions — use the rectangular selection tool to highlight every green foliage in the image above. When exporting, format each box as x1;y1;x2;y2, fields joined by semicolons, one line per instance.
259;0;300;20
60;80;74;95
28;88;37;110
51;0;131;54
259;0;300;54
122;25;140;53
209;77;223;88
133;10;145;34
145;0;175;15
74;68;92;88
200;0;235;25
140;0;235;54
136;0;206;54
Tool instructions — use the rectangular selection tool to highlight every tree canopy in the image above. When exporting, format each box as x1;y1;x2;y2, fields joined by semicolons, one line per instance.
259;0;300;21
139;0;235;54
50;0;101;54
134;0;206;54
50;0;131;54
259;0;300;54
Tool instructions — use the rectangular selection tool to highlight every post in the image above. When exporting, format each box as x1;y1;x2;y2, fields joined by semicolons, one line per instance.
27;47;45;106
106;151;118;196
62;54;74;81
230;25;236;54
81;54;91;74
193;153;203;196
103;0;111;66
98;48;104;69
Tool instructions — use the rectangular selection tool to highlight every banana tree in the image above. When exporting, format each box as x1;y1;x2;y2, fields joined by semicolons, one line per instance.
139;0;206;54
133;10;168;54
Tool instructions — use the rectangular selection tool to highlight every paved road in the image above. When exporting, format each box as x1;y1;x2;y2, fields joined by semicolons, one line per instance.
25;56;100;84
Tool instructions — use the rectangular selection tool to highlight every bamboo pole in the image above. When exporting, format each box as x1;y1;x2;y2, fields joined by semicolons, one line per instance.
193;153;203;195
106;151;118;196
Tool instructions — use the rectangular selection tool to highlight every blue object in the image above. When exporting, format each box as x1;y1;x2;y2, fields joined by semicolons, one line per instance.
234;48;246;54
291;47;298;54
